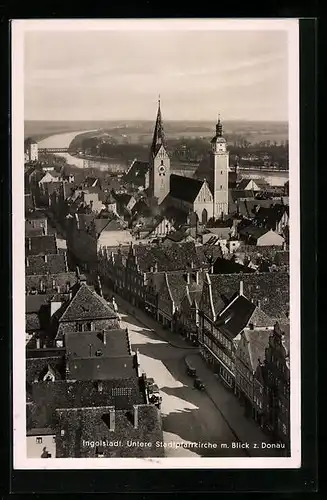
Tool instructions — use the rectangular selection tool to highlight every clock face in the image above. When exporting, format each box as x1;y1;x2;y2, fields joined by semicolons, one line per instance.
158;165;166;175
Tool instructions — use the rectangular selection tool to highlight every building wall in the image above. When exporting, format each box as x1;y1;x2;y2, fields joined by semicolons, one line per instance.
57;317;120;337
27;434;56;458
149;145;171;204
193;182;214;222
212;151;229;218
257;231;284;247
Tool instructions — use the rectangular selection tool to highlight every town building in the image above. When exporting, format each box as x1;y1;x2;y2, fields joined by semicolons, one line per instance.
25;137;39;162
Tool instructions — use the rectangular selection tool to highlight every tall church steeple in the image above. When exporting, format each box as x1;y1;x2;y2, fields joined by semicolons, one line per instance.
150;96;166;156
148;97;170;204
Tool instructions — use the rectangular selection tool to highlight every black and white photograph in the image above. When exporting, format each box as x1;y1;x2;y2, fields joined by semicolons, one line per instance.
12;18;300;469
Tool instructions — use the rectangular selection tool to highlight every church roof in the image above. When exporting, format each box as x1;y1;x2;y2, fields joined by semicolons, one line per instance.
170;174;205;203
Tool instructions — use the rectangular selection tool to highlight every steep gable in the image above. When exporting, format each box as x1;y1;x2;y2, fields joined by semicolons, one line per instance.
59;283;118;322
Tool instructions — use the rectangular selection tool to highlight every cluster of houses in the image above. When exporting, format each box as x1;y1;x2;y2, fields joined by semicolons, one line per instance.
24;207;164;459
24;107;290;455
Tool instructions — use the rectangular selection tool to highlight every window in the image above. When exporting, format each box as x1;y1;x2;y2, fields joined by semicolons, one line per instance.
60;430;65;437
95;349;103;357
52;436;56;443
56;340;63;348
36;437;42;444
220;185;222;189
76;323;84;332
86;322;93;331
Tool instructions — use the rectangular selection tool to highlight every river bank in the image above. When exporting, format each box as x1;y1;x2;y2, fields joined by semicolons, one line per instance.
37;129;289;186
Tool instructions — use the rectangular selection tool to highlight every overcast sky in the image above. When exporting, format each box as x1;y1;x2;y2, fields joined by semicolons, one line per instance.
24;29;288;122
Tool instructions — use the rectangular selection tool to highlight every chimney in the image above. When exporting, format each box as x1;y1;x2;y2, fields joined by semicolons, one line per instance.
109;408;115;431
36;338;40;349
133;405;139;429
103;330;106;345
239;280;244;296
97;275;103;297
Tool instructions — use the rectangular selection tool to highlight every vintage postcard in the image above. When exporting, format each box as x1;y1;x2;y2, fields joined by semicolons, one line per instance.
12;18;300;470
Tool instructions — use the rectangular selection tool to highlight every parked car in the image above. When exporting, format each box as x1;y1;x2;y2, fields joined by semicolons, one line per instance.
185;360;197;377
194;377;205;390
145;377;155;388
148;384;162;409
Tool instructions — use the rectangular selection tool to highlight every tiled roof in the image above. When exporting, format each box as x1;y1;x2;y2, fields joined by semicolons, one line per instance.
26;313;41;331
67;355;137;381
25;194;35;212
243;328;271;371
25;235;57;256
27;378;145;429
25;224;44;237
131;199;152;217
170;174;204;203
65;329;131;358
26;254;67;275
132;241;200;272
124;160;149;186
25;211;47;221
165;230;188;242
26;356;65;384
94;217;127;235
196;245;223;268
162;206;189;227
254;204;289;229
25;273;77;293
54;404;163;458
59;283;118;322
230;189;256;200
164;271;204;308
26;294;52;314
207;272;289;320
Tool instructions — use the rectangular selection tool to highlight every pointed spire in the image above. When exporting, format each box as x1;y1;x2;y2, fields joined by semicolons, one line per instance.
151;96;165;156
216;114;223;137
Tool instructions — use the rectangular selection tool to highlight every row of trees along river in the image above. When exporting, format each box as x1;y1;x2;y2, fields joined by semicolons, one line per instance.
71;134;289;171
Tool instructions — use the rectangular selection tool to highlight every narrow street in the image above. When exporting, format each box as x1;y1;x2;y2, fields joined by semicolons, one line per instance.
118;307;247;458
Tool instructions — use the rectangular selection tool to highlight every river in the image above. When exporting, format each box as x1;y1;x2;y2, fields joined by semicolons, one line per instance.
37;130;289;186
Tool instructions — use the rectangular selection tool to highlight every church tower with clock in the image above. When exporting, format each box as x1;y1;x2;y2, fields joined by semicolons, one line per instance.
210;115;229;218
148;98;171;205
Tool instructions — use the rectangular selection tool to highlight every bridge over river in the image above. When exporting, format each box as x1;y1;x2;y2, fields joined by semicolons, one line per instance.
38;147;74;153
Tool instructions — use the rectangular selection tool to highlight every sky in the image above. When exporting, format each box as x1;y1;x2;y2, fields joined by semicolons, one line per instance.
24;27;289;122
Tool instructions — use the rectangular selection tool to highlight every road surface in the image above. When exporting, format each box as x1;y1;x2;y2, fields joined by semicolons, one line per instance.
119;308;247;458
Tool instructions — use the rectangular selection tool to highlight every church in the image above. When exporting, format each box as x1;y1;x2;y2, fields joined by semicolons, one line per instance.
124;99;231;224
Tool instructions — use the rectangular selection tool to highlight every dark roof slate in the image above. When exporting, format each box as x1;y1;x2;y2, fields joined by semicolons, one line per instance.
169;174;204;203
